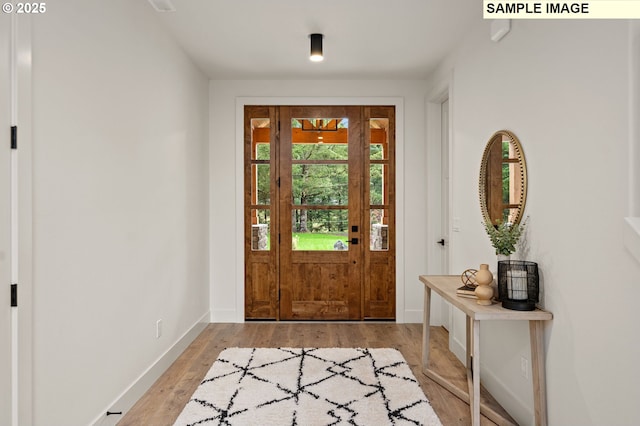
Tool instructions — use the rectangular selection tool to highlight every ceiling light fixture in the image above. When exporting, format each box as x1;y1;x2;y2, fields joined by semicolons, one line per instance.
309;33;324;62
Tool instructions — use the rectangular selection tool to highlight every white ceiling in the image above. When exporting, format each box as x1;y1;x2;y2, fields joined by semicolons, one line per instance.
149;0;482;80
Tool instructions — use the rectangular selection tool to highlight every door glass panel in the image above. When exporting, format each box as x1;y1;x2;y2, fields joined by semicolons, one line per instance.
250;118;271;205
369;117;390;251
291;117;349;160
292;208;349;251
249;118;272;251
252;164;270;205
292;164;348;206
370;164;385;205
370;208;389;251
292;144;348;160
251;209;270;251
370;118;388;160
255;143;270;160
291;116;349;251
251;119;270;159
292;118;348;131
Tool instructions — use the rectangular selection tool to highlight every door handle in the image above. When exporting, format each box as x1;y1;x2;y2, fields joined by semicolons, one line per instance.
437;239;445;246
347;238;359;245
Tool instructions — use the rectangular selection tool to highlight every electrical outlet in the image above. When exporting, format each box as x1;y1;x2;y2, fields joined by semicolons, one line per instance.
156;319;162;339
520;356;529;379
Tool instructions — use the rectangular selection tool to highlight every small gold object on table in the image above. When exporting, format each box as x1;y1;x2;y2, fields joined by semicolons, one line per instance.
456;269;479;299
474;264;494;305
460;269;478;287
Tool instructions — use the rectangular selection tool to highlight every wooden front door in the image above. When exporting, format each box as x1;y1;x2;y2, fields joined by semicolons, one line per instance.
244;105;395;320
279;106;362;320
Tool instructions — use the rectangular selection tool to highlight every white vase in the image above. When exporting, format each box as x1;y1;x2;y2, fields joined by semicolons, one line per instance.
496;254;510;299
497;253;510;264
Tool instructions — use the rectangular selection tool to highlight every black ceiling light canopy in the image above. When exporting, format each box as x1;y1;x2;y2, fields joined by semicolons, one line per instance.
309;33;324;62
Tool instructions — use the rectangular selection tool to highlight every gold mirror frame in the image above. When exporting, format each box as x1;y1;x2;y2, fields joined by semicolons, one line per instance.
479;130;528;226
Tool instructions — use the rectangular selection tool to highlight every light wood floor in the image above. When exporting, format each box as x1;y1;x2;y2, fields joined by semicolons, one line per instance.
118;323;516;425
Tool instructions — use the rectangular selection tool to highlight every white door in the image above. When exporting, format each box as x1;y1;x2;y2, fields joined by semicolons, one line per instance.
442;96;467;363
0;11;14;426
437;98;467;364
439;98;452;329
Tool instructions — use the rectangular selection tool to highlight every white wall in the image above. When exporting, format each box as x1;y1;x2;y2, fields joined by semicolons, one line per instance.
626;21;640;264
428;19;640;425
631;21;640;218
209;80;442;323
0;11;13;426
30;1;209;424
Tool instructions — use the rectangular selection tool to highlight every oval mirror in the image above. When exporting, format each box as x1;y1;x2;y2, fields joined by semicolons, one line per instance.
479;130;527;226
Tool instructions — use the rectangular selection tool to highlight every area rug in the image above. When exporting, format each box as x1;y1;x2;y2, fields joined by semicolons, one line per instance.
174;347;442;426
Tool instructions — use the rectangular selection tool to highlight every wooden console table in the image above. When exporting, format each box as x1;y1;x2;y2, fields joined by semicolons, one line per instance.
419;275;553;426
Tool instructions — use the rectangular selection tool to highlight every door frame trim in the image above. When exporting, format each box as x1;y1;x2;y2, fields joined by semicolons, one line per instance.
425;78;453;327
235;97;404;322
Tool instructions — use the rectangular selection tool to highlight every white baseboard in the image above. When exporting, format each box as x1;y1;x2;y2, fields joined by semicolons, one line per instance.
90;311;210;426
479;363;534;425
403;309;423;324
406;310;445;326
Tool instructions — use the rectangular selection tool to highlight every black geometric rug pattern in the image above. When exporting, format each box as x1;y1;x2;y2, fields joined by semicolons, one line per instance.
173;347;442;426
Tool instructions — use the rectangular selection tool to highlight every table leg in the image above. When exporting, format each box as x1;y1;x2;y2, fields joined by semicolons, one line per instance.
471;319;480;426
530;320;548;426
465;316;474;423
422;287;432;374
466;316;472;372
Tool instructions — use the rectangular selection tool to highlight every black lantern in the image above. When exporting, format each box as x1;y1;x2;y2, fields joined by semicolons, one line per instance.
497;260;539;311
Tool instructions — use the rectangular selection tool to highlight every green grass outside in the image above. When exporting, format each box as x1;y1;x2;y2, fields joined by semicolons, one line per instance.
292;232;348;250
262;232;349;250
